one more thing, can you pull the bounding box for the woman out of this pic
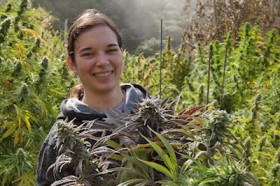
[36,9,149,185]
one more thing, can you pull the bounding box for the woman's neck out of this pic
[81,87,123,112]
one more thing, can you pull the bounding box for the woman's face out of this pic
[68,25,123,95]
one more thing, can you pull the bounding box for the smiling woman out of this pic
[35,9,150,186]
[67,26,124,111]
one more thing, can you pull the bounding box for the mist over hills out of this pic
[32,0,186,54]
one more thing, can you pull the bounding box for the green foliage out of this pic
[122,23,280,185]
[1,1,280,185]
[134,37,160,57]
[122,37,192,99]
[0,0,74,184]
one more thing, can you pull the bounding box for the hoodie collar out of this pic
[57,83,149,122]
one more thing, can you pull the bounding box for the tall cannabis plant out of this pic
[0,0,74,184]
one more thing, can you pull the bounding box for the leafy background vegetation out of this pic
[0,0,279,185]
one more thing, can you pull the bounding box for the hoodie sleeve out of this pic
[35,124,57,185]
[35,122,75,186]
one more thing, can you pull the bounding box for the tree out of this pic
[184,0,280,45]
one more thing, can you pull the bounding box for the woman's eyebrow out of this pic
[79,47,92,53]
[107,44,119,47]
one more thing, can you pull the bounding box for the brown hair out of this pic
[68,83,83,99]
[67,9,122,98]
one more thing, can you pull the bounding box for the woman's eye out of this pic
[107,48,118,53]
[81,53,94,57]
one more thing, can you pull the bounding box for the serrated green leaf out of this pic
[140,133,175,178]
[150,127,178,173]
[137,158,173,179]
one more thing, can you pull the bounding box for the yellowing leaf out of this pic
[1,126,16,140]
[23,115,32,131]
[1,121,15,128]
[14,130,21,146]
[21,28,40,38]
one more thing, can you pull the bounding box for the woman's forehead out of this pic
[75,26,119,49]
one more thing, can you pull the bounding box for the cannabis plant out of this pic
[0,0,73,184]
[51,96,257,186]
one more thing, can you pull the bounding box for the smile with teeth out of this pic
[93,71,113,77]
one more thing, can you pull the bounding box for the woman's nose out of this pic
[96,52,109,66]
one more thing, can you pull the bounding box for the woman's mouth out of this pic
[93,71,113,77]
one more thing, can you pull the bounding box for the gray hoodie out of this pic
[35,83,149,186]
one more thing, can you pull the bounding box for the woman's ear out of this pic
[66,56,78,74]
